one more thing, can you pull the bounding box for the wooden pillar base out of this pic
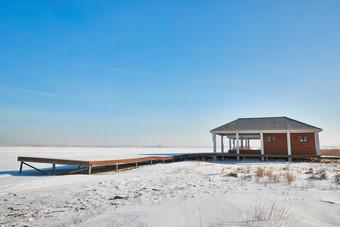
[288,157,292,162]
[237,156,240,161]
[261,157,264,161]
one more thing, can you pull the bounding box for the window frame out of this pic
[298,135,309,142]
[267,136,277,142]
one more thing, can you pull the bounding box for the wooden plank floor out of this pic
[17,153,324,175]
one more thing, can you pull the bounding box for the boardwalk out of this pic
[17,153,324,175]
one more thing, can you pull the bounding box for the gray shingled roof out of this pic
[210,117,322,133]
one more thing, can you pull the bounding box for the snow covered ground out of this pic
[0,147,340,226]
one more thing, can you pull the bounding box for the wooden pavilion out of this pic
[210,117,322,161]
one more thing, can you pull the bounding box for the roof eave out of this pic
[210,129,323,134]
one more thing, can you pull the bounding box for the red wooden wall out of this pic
[290,133,316,155]
[263,132,316,155]
[263,133,287,155]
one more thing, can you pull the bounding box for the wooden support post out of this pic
[162,160,165,164]
[136,162,138,167]
[213,156,216,161]
[287,132,291,156]
[241,135,243,150]
[212,133,216,153]
[116,164,119,172]
[315,132,320,156]
[237,155,240,161]
[51,163,55,175]
[88,166,92,175]
[248,139,250,150]
[19,161,23,174]
[236,133,240,155]
[260,133,264,156]
[287,132,292,162]
[150,160,153,165]
[222,156,225,161]
[221,135,224,153]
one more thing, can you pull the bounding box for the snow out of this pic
[1,147,340,226]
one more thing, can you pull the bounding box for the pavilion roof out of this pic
[210,117,322,133]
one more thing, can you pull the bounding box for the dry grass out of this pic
[228,172,238,178]
[285,172,295,185]
[245,166,251,174]
[334,174,340,184]
[265,169,275,182]
[317,169,328,180]
[283,164,290,171]
[321,149,340,156]
[309,169,329,180]
[265,170,280,183]
[320,171,328,180]
[257,167,265,178]
[239,198,299,226]
[255,177,260,183]
[221,168,226,175]
[236,167,243,173]
[306,167,313,174]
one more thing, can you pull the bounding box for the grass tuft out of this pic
[228,172,238,178]
[285,172,295,185]
[239,198,300,226]
[257,167,265,178]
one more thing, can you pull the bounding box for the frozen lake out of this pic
[1,147,339,226]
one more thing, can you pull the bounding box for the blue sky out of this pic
[0,0,339,146]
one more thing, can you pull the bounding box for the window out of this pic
[267,136,277,142]
[298,136,309,142]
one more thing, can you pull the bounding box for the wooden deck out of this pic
[17,153,324,175]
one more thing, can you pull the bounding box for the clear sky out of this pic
[0,0,339,147]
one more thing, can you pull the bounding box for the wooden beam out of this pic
[22,162,48,175]
[18,157,90,167]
